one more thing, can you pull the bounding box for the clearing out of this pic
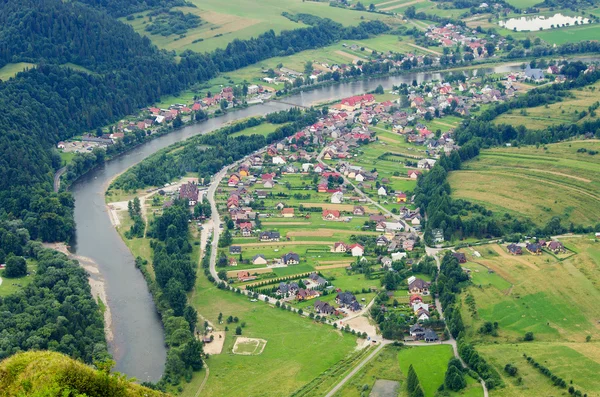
[232,337,267,355]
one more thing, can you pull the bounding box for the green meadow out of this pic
[0,62,35,80]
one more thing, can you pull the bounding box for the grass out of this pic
[122,0,396,53]
[478,342,600,397]
[448,140,600,226]
[0,260,36,297]
[59,151,77,167]
[397,345,454,397]
[494,81,600,129]
[0,62,35,80]
[186,273,358,397]
[460,240,600,344]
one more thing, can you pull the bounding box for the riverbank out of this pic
[42,242,114,343]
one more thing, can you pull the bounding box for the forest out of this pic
[0,221,108,363]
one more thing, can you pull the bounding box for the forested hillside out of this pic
[76,0,191,17]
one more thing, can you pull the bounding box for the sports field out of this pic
[448,141,600,226]
[494,80,600,129]
[122,0,396,53]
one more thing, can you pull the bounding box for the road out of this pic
[53,166,67,192]
[207,166,229,283]
[324,341,391,397]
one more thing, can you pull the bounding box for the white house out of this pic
[272,156,286,165]
[385,221,405,232]
[355,173,365,182]
[247,85,259,95]
[331,191,344,204]
[378,186,387,196]
[417,159,437,169]
[302,163,313,172]
[391,252,407,262]
[350,244,364,257]
[413,302,429,313]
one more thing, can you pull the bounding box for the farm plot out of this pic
[448,141,600,227]
[232,337,267,355]
[494,80,600,129]
[460,241,600,343]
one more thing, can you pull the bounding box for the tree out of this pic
[524,332,534,341]
[165,279,187,316]
[369,3,375,11]
[5,256,27,278]
[235,326,242,335]
[183,305,198,332]
[444,358,466,391]
[407,364,418,394]
[374,84,384,94]
[181,339,204,371]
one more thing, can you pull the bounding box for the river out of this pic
[69,63,522,382]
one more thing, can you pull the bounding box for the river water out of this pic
[69,63,522,381]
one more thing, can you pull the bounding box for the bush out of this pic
[524,332,534,341]
[235,326,242,335]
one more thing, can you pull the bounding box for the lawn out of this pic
[0,62,35,80]
[397,345,454,397]
[187,274,359,397]
[122,0,396,53]
[478,342,600,397]
[494,80,600,129]
[448,140,600,226]
[0,267,34,297]
[460,241,600,343]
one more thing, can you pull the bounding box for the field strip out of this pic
[404,42,442,55]
[262,221,311,226]
[434,121,458,128]
[334,50,367,62]
[458,170,600,201]
[226,267,273,277]
[316,263,352,270]
[382,0,425,11]
[492,166,592,183]
[236,241,331,247]
[300,203,380,213]
[376,0,409,7]
[287,229,378,237]
[377,135,402,144]
[489,244,540,271]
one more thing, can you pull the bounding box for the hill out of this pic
[0,351,167,397]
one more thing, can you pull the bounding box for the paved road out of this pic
[207,166,229,283]
[53,166,67,192]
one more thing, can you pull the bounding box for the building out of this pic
[333,242,348,253]
[423,329,439,342]
[314,300,335,315]
[229,246,242,254]
[547,240,565,253]
[432,229,444,243]
[323,209,341,221]
[259,231,280,242]
[507,243,522,255]
[282,252,300,265]
[252,254,268,265]
[349,244,364,257]
[452,252,467,263]
[408,276,431,294]
[281,208,295,218]
[331,191,344,204]
[179,182,199,206]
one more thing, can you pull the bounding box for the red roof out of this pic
[192,103,201,111]
[323,210,340,218]
[341,94,375,107]
[349,243,364,250]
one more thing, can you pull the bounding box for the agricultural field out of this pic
[458,239,600,344]
[121,0,396,53]
[448,140,600,227]
[186,274,359,397]
[494,80,600,129]
[456,238,600,396]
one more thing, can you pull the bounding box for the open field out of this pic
[122,0,396,53]
[0,260,35,297]
[448,141,600,226]
[187,274,358,397]
[459,239,600,344]
[232,337,267,355]
[397,345,454,397]
[494,80,600,129]
[479,342,600,397]
[0,62,35,80]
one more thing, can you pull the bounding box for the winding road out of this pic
[53,166,67,193]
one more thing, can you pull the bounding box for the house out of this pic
[336,291,361,311]
[263,180,275,189]
[403,240,415,251]
[432,229,444,243]
[323,209,341,221]
[349,244,364,257]
[307,272,328,288]
[229,246,242,254]
[314,300,335,315]
[229,258,238,266]
[252,254,268,265]
[410,324,425,339]
[547,240,565,253]
[255,190,267,199]
[396,192,407,203]
[525,66,544,81]
[526,243,542,255]
[391,252,407,262]
[416,308,430,321]
[408,276,431,294]
[417,158,437,169]
[278,282,299,296]
[507,243,522,255]
[259,231,280,242]
[423,328,439,342]
[380,256,393,267]
[353,206,365,216]
[333,242,348,253]
[282,252,300,265]
[355,173,365,182]
[272,156,286,165]
[377,186,387,196]
[297,288,319,301]
[179,182,199,206]
[409,294,423,304]
[376,235,389,246]
[453,252,467,263]
[281,208,295,218]
[239,222,253,237]
[247,84,259,95]
[408,170,422,179]
[413,302,429,314]
[238,271,256,282]
[331,191,344,204]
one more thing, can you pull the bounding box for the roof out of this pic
[409,278,431,290]
[424,329,438,340]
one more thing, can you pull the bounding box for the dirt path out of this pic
[404,42,442,55]
[315,263,352,270]
[381,0,425,11]
[489,244,539,271]
[334,50,367,62]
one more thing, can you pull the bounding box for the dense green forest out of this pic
[77,0,192,17]
[0,221,108,363]
[145,10,202,37]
